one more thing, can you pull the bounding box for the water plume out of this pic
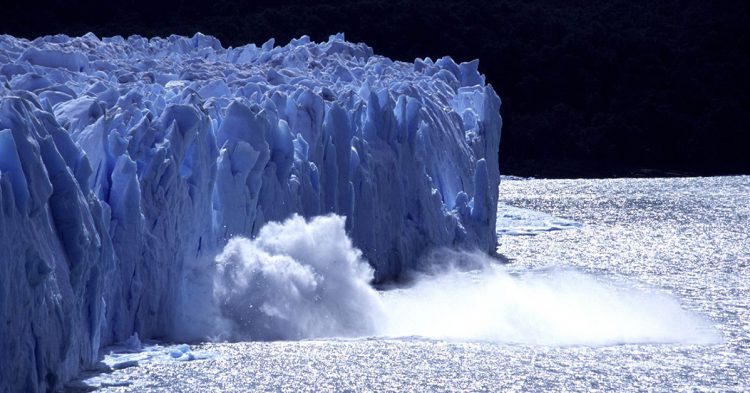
[212,214,384,340]
[205,215,719,346]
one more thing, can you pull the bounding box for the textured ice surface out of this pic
[0,32,500,392]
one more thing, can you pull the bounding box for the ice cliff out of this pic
[0,32,500,392]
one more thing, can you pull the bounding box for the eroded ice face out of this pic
[0,32,500,392]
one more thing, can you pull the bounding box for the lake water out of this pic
[79,176,750,392]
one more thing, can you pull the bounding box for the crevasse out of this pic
[0,32,501,392]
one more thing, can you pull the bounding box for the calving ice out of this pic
[0,33,500,392]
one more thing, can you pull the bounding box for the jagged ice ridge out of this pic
[0,32,501,392]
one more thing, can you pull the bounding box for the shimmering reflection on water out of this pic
[95,176,750,392]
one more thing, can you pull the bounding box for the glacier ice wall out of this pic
[0,32,500,392]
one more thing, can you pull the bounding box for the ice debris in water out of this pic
[67,340,214,391]
[496,204,582,236]
[0,32,500,392]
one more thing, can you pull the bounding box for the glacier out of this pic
[0,32,500,392]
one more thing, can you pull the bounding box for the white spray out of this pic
[203,214,718,345]
[380,250,719,345]
[211,214,384,340]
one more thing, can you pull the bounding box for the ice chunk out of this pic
[19,47,88,72]
[496,204,583,236]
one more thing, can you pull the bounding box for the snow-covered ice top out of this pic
[0,32,500,392]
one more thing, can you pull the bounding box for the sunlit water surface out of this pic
[81,176,749,392]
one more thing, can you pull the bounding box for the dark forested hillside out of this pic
[5,0,749,177]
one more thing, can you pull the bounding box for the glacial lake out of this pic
[76,176,750,392]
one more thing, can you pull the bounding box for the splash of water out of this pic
[204,214,719,346]
[380,251,720,345]
[211,214,384,340]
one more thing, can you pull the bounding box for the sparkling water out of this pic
[81,176,750,392]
